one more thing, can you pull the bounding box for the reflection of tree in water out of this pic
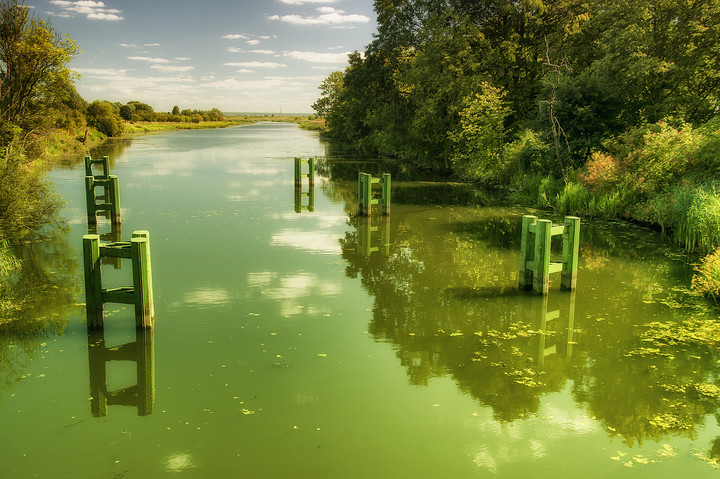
[331,172,720,448]
[0,235,81,401]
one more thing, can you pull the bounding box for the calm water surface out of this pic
[2,123,720,477]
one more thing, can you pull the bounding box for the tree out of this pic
[119,103,135,121]
[172,105,180,116]
[312,71,344,118]
[86,100,123,137]
[449,83,510,182]
[0,0,78,144]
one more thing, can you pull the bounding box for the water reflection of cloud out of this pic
[164,452,195,472]
[184,287,230,306]
[131,158,197,177]
[465,392,600,474]
[273,212,348,229]
[270,229,341,255]
[226,165,285,176]
[246,271,340,317]
[229,180,280,189]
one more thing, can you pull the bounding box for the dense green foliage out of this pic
[317,0,720,178]
[315,0,720,300]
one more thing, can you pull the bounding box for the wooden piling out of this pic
[294,157,315,187]
[83,234,103,328]
[82,230,154,329]
[294,158,315,213]
[518,215,537,289]
[131,231,154,328]
[85,175,121,226]
[561,216,580,290]
[358,172,391,216]
[533,219,553,295]
[382,173,391,215]
[519,215,580,295]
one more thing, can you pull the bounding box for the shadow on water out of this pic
[331,167,720,452]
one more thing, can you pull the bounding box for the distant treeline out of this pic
[85,100,226,137]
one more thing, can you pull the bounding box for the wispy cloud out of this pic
[222,34,249,40]
[49,0,123,21]
[74,67,127,76]
[151,65,196,72]
[224,61,286,69]
[128,56,172,64]
[279,0,339,4]
[226,48,276,55]
[284,50,350,63]
[268,7,369,26]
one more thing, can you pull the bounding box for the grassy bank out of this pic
[504,119,720,303]
[123,115,324,135]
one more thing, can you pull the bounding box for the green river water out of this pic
[2,122,720,477]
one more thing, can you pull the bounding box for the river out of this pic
[1,122,719,477]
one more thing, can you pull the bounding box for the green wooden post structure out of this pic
[358,172,391,216]
[293,158,315,213]
[83,230,154,329]
[88,223,123,269]
[88,327,155,417]
[519,215,580,295]
[85,155,120,226]
[294,157,315,187]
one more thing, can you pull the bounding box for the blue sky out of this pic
[29,0,377,113]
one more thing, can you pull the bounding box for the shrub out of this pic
[692,248,720,303]
[579,152,623,194]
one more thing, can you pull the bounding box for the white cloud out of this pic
[120,43,136,48]
[175,57,191,61]
[74,67,127,76]
[284,50,350,63]
[128,56,172,63]
[227,48,276,55]
[49,0,123,21]
[246,39,261,46]
[151,65,196,72]
[279,0,338,4]
[236,69,254,73]
[224,61,286,69]
[268,9,369,26]
[222,33,249,40]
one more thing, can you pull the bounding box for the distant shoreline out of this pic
[122,115,324,135]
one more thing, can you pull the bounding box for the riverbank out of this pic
[122,115,324,135]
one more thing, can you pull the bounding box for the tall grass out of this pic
[0,147,62,241]
[692,248,720,303]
